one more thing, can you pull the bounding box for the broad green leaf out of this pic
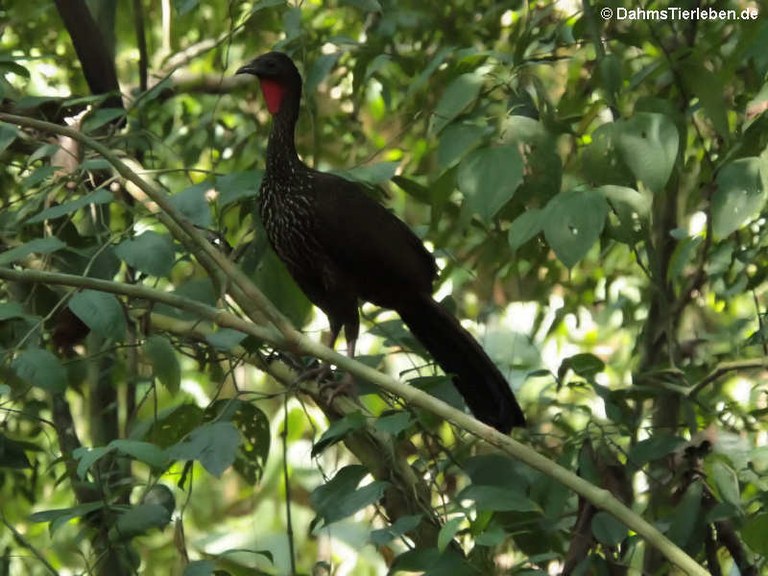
[437,122,488,170]
[334,161,399,185]
[26,189,113,223]
[438,517,463,552]
[559,353,605,381]
[616,112,679,193]
[508,208,544,251]
[0,302,28,321]
[0,433,32,469]
[168,421,240,477]
[312,412,368,457]
[183,561,216,576]
[207,399,270,485]
[109,439,168,470]
[69,290,126,341]
[668,481,703,548]
[709,458,740,508]
[370,515,423,546]
[143,335,181,394]
[310,465,389,525]
[73,446,111,479]
[429,73,484,135]
[0,123,20,154]
[742,513,768,555]
[458,485,539,512]
[458,146,524,222]
[29,502,104,536]
[682,63,729,138]
[711,157,765,238]
[374,411,413,435]
[591,511,627,547]
[216,170,262,206]
[113,504,172,540]
[11,349,66,393]
[628,435,685,467]
[82,108,125,132]
[169,183,212,227]
[0,237,66,266]
[115,231,175,277]
[543,189,608,268]
[205,329,247,350]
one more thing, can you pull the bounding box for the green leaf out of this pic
[709,458,740,508]
[312,412,368,457]
[168,421,240,477]
[591,511,627,546]
[334,161,400,185]
[169,183,212,227]
[559,353,605,381]
[82,108,126,132]
[183,560,216,576]
[109,439,168,470]
[207,399,271,485]
[0,123,20,154]
[115,231,175,277]
[143,335,181,394]
[682,63,729,138]
[543,189,608,268]
[310,465,389,525]
[457,146,524,222]
[0,302,29,321]
[113,503,172,540]
[205,329,248,350]
[26,189,113,223]
[508,208,544,251]
[73,446,111,479]
[628,435,685,467]
[0,237,66,266]
[216,170,262,206]
[429,73,484,135]
[616,112,679,193]
[711,157,765,238]
[458,485,539,512]
[437,122,488,171]
[69,290,126,341]
[374,411,413,435]
[11,349,66,393]
[742,513,768,555]
[370,515,423,546]
[668,481,703,548]
[29,502,104,535]
[438,517,463,552]
[0,433,32,469]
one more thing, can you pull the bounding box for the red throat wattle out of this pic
[259,79,285,114]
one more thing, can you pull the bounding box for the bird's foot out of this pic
[319,372,358,404]
[296,360,335,385]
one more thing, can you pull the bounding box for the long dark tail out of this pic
[397,295,525,433]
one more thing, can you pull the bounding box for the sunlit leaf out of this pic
[616,112,679,193]
[0,237,66,266]
[711,157,765,238]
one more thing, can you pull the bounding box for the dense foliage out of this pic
[2,0,768,574]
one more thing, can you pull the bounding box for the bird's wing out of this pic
[310,171,437,301]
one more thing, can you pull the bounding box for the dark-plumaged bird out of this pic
[236,51,525,432]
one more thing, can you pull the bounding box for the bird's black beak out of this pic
[235,62,259,77]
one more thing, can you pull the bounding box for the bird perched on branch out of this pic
[236,51,525,432]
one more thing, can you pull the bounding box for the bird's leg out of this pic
[295,323,341,384]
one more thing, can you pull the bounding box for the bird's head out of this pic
[236,51,301,115]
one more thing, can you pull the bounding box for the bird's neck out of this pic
[266,94,302,174]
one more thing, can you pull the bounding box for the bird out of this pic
[236,51,525,432]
